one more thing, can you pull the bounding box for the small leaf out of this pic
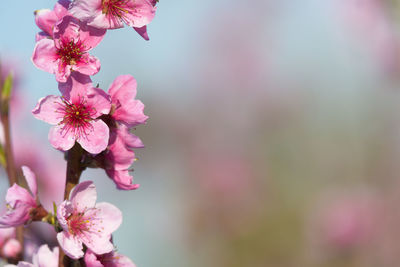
[0,144,6,168]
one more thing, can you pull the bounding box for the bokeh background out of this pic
[3,0,400,266]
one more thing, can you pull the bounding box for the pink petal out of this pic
[109,75,137,99]
[48,125,76,151]
[90,12,124,29]
[58,72,92,101]
[32,245,59,267]
[56,200,74,231]
[35,32,50,42]
[6,184,35,208]
[106,169,140,190]
[82,233,114,256]
[0,203,32,227]
[56,232,84,260]
[2,238,22,259]
[121,0,156,28]
[54,15,106,49]
[94,202,122,234]
[74,54,101,78]
[16,263,34,267]
[84,250,103,267]
[119,125,145,149]
[69,181,97,211]
[109,75,148,126]
[77,119,109,154]
[31,39,58,74]
[114,99,148,126]
[134,26,150,41]
[69,0,107,27]
[106,129,136,171]
[54,0,71,18]
[55,60,72,83]
[0,228,15,246]
[86,88,111,118]
[34,9,58,37]
[21,166,37,198]
[32,95,63,125]
[113,253,137,267]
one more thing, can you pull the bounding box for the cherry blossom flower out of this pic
[104,126,142,190]
[2,238,22,259]
[69,0,156,40]
[99,75,147,189]
[5,244,59,267]
[32,15,106,82]
[34,0,71,41]
[133,0,158,40]
[32,73,111,154]
[0,166,38,228]
[0,228,15,248]
[108,75,148,127]
[0,228,21,259]
[84,249,136,267]
[56,181,122,259]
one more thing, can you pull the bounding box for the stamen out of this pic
[57,96,96,139]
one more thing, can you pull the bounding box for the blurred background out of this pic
[4,0,400,266]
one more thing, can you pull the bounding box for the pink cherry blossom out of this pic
[2,238,22,259]
[34,0,71,41]
[69,0,156,40]
[108,75,148,127]
[0,228,21,259]
[98,75,147,190]
[104,126,143,190]
[0,228,15,248]
[32,245,59,267]
[5,244,59,267]
[0,166,38,228]
[32,74,111,154]
[84,249,136,267]
[56,181,122,259]
[133,0,158,40]
[32,15,106,82]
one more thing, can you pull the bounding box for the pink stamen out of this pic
[56,97,96,139]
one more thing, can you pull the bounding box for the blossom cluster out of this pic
[0,0,158,265]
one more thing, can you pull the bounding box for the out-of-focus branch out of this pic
[0,72,24,261]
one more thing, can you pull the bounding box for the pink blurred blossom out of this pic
[0,166,38,228]
[308,190,380,252]
[5,244,58,267]
[335,0,400,74]
[2,238,22,259]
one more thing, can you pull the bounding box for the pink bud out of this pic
[2,238,21,258]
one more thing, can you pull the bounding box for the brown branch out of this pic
[1,102,24,262]
[59,143,86,267]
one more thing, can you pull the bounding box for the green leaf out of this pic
[2,73,13,101]
[0,145,6,168]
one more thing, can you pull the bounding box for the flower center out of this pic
[67,212,90,235]
[57,38,85,66]
[102,0,130,18]
[57,97,96,138]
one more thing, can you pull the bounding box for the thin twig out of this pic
[1,104,24,261]
[59,143,86,267]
